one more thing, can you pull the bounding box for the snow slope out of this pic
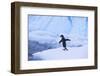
[32,45,88,60]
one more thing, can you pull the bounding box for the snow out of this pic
[28,15,88,60]
[32,45,88,60]
[29,30,87,48]
[29,31,56,44]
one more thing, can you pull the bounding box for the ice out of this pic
[32,45,88,60]
[29,30,57,44]
[29,30,87,48]
[29,16,88,45]
[28,16,88,60]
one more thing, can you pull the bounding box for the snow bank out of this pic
[32,45,88,60]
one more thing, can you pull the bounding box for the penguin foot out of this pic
[63,48,68,51]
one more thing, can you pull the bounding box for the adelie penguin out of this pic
[59,35,71,51]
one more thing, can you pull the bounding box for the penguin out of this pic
[59,35,71,51]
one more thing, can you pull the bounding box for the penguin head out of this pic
[60,34,64,38]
